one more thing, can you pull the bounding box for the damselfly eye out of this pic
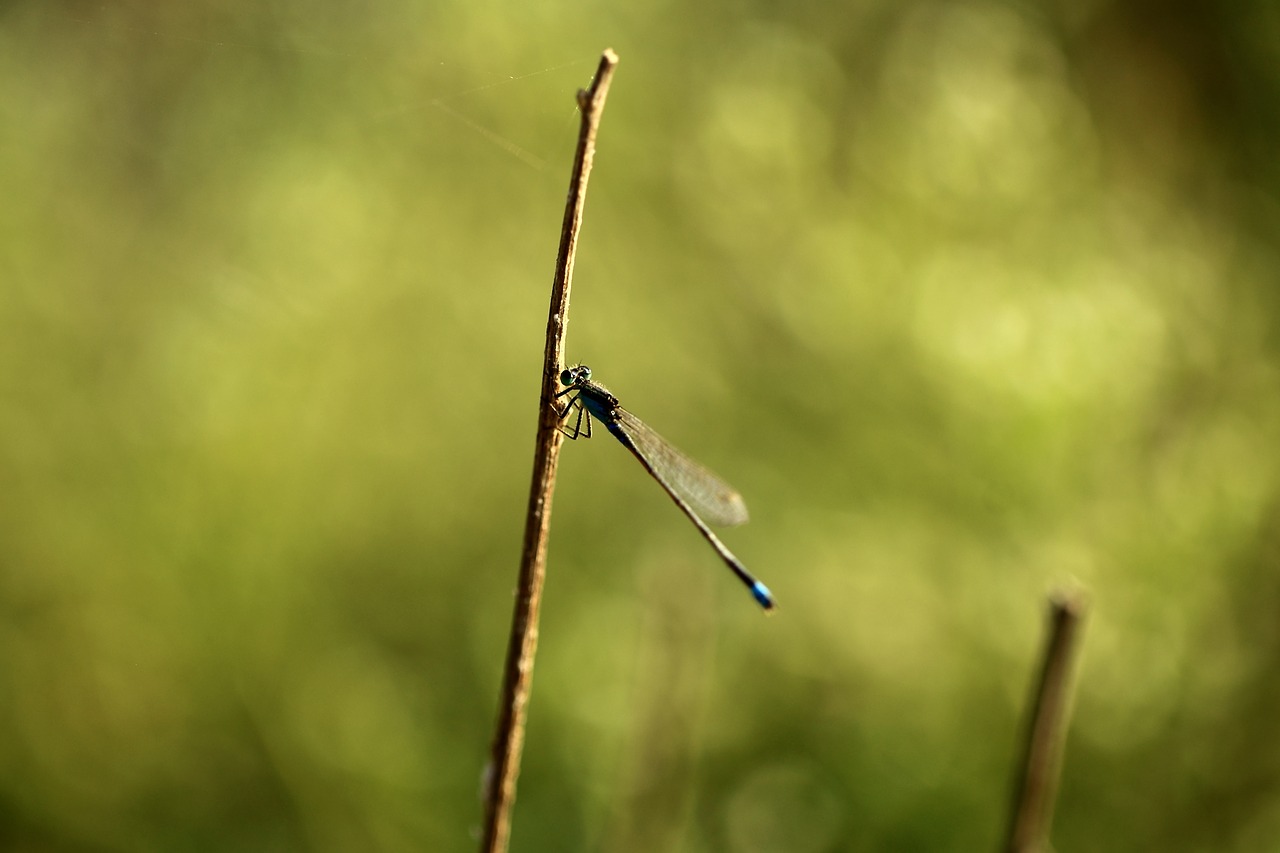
[561,365,591,386]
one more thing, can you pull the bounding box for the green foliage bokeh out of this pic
[3,2,1279,851]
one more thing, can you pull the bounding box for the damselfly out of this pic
[555,364,774,610]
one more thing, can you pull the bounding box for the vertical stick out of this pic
[479,49,619,853]
[1004,591,1088,853]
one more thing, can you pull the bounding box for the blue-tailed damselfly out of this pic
[556,364,774,611]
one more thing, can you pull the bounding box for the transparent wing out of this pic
[613,407,749,527]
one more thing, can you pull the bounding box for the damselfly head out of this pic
[560,365,592,386]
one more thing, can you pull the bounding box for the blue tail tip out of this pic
[751,582,776,611]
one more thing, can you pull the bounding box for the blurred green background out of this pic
[3,1,1280,851]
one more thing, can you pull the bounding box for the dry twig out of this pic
[479,49,619,853]
[1004,590,1088,853]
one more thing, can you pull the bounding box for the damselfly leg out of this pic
[554,387,592,440]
